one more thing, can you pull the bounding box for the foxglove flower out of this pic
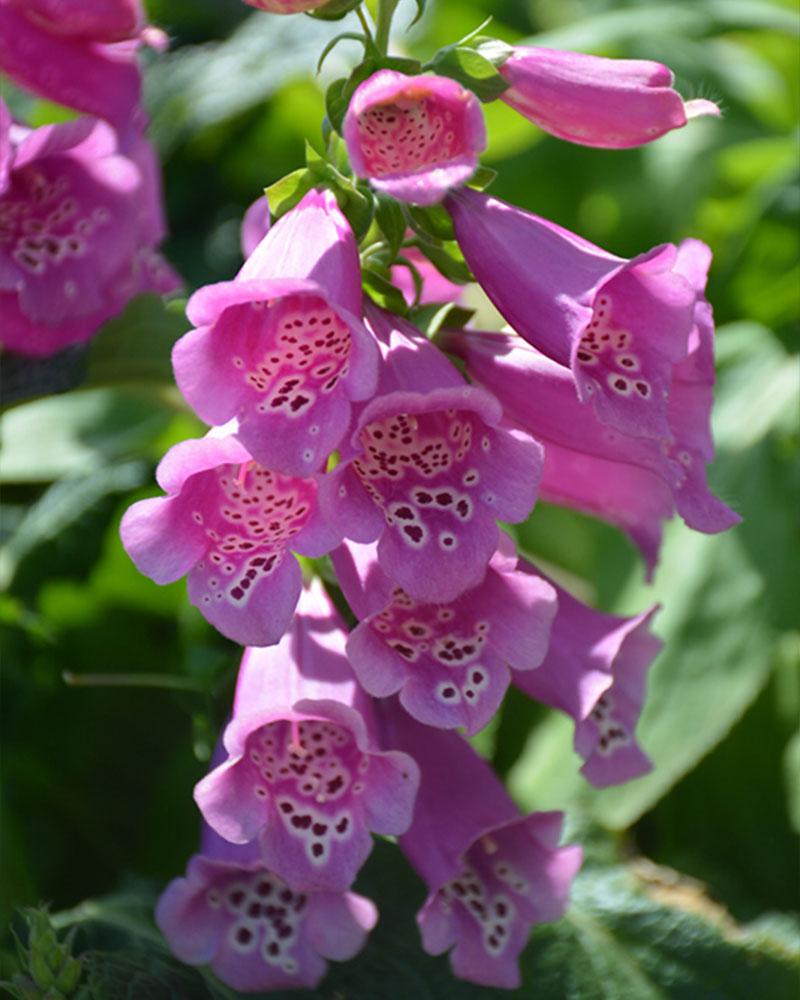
[320,306,543,603]
[448,187,700,442]
[513,558,661,787]
[120,434,340,647]
[172,189,378,477]
[495,45,719,148]
[0,111,178,357]
[157,824,377,992]
[343,71,486,205]
[244,0,331,11]
[443,310,739,575]
[332,538,556,735]
[195,581,420,892]
[0,3,143,130]
[386,706,581,988]
[6,0,146,43]
[240,194,270,259]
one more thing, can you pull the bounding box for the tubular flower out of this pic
[120,434,341,647]
[244,0,332,11]
[240,194,270,259]
[513,557,661,787]
[0,110,178,357]
[448,187,701,442]
[6,0,146,43]
[194,581,420,892]
[0,2,145,130]
[496,45,719,148]
[385,706,581,989]
[156,825,377,993]
[343,70,486,206]
[320,306,543,604]
[332,538,556,735]
[172,189,378,477]
[442,286,740,576]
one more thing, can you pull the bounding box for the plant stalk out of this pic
[374,0,399,55]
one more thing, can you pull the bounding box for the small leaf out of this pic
[316,31,368,73]
[362,268,409,315]
[468,164,498,190]
[407,0,426,29]
[331,182,375,241]
[414,240,473,284]
[406,203,455,242]
[430,45,510,102]
[264,168,314,220]
[375,196,406,258]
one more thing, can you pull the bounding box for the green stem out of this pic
[374,0,399,55]
[355,5,374,46]
[63,670,206,692]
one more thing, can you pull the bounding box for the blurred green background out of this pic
[1,1,798,997]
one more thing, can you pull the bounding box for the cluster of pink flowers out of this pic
[0,0,177,357]
[116,2,739,992]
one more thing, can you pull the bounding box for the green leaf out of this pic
[374,196,407,259]
[413,240,473,283]
[362,268,409,314]
[406,203,455,242]
[308,0,363,21]
[264,168,315,221]
[331,182,375,241]
[407,0,426,29]
[468,164,498,190]
[429,46,510,102]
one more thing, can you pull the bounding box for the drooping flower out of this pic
[194,581,420,892]
[320,305,543,603]
[0,3,144,130]
[332,538,556,735]
[512,557,661,787]
[120,434,341,647]
[448,187,700,442]
[0,110,178,357]
[385,705,581,989]
[172,189,378,477]
[243,0,332,12]
[343,71,486,206]
[156,823,377,992]
[494,44,719,148]
[240,194,270,259]
[442,304,740,576]
[6,0,145,43]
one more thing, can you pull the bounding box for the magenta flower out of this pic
[6,0,146,43]
[120,434,340,647]
[194,582,420,892]
[386,706,581,989]
[156,825,377,992]
[343,71,486,205]
[332,538,556,735]
[0,4,143,130]
[320,306,543,603]
[513,558,661,787]
[497,45,719,148]
[243,0,332,11]
[448,187,702,442]
[240,194,270,259]
[172,189,378,477]
[443,297,740,575]
[0,111,178,357]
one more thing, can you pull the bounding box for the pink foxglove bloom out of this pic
[386,706,581,989]
[173,189,378,477]
[0,111,178,357]
[194,582,420,892]
[513,558,661,787]
[448,187,702,442]
[156,824,377,992]
[343,71,486,206]
[120,434,340,647]
[332,538,556,735]
[240,194,270,259]
[0,3,143,130]
[496,45,719,148]
[320,306,543,603]
[443,317,739,575]
[244,0,331,11]
[6,0,146,43]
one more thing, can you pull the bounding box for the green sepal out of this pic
[264,168,315,220]
[406,203,455,242]
[468,164,497,190]
[307,0,363,20]
[362,267,409,315]
[429,45,510,102]
[475,37,515,68]
[375,196,406,259]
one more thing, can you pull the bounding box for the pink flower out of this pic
[7,0,145,43]
[513,558,661,787]
[156,825,377,992]
[385,705,581,989]
[0,2,144,130]
[120,434,341,647]
[0,109,178,357]
[320,306,543,603]
[194,582,420,891]
[240,194,270,260]
[497,45,719,148]
[448,187,704,443]
[243,0,332,11]
[442,252,741,576]
[343,70,486,205]
[172,189,378,477]
[332,538,556,735]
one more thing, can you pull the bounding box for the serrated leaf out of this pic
[264,169,315,221]
[430,46,510,102]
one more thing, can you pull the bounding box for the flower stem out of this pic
[374,0,399,55]
[63,670,206,692]
[355,5,374,46]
